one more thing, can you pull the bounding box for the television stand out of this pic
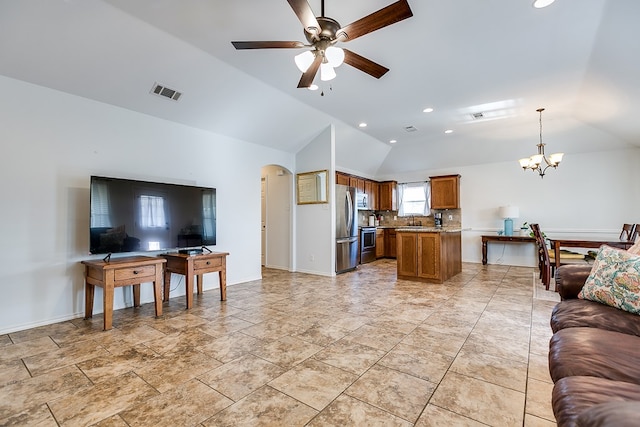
[159,251,229,309]
[179,248,203,255]
[82,256,166,330]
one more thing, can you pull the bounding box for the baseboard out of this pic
[0,312,85,335]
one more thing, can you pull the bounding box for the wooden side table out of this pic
[481,234,536,265]
[82,256,166,330]
[159,251,229,309]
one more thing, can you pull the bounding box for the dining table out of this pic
[547,237,635,270]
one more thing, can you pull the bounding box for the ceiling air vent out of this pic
[150,83,182,101]
[471,112,484,120]
[404,125,418,132]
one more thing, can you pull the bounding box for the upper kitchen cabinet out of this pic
[336,171,350,186]
[365,180,378,211]
[430,175,460,209]
[379,181,397,211]
[349,176,365,194]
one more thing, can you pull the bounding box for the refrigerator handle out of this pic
[346,190,353,232]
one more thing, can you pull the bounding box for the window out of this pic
[139,195,166,228]
[202,190,216,241]
[90,181,112,227]
[398,181,431,216]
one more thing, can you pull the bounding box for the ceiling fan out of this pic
[231,0,413,88]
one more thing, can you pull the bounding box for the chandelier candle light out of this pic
[499,206,519,237]
[519,108,564,178]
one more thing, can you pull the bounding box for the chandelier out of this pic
[518,108,564,178]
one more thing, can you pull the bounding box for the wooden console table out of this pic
[547,238,634,270]
[82,256,165,330]
[159,251,229,309]
[481,235,536,265]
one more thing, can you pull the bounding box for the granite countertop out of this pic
[394,226,463,233]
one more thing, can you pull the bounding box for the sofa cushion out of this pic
[576,401,640,427]
[552,376,640,427]
[549,327,640,385]
[578,245,640,315]
[551,299,640,336]
[555,264,593,300]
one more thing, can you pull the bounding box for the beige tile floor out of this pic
[0,260,559,426]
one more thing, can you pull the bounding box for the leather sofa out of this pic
[549,264,640,426]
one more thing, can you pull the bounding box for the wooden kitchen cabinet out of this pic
[336,171,350,186]
[430,175,460,209]
[396,232,417,276]
[385,229,397,258]
[365,180,378,211]
[349,176,365,194]
[379,181,397,211]
[371,181,379,211]
[396,231,461,283]
[376,228,385,258]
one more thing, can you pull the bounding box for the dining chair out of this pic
[530,224,552,290]
[530,223,588,291]
[620,224,635,242]
[629,224,639,243]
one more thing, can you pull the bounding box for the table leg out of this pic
[163,270,171,302]
[185,272,194,309]
[196,274,203,294]
[84,280,95,319]
[219,270,227,301]
[554,241,561,270]
[482,240,488,265]
[154,266,163,317]
[133,284,140,307]
[103,282,114,331]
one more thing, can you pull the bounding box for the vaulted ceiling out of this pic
[1,0,638,178]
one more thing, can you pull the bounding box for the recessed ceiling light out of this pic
[533,0,555,8]
[423,107,434,113]
[389,139,397,144]
[359,122,367,128]
[444,129,453,134]
[308,84,318,91]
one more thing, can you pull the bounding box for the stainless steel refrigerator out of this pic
[336,184,358,274]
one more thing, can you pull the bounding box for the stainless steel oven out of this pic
[360,226,377,264]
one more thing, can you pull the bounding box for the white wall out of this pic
[295,126,334,275]
[0,75,294,334]
[389,147,640,266]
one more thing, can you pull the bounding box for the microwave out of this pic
[356,192,368,210]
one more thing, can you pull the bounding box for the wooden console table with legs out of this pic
[481,234,536,265]
[82,256,166,330]
[159,251,229,309]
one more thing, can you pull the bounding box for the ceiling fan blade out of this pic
[231,41,305,49]
[337,0,413,41]
[343,49,389,79]
[287,0,321,39]
[297,55,322,88]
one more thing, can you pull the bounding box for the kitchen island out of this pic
[396,227,462,283]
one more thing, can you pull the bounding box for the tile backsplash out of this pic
[358,209,462,228]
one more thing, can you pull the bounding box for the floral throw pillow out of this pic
[579,245,640,314]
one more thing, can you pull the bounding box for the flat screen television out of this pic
[89,176,216,255]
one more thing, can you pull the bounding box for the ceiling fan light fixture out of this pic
[308,84,319,91]
[533,0,556,8]
[294,50,315,73]
[325,46,345,67]
[320,63,336,81]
